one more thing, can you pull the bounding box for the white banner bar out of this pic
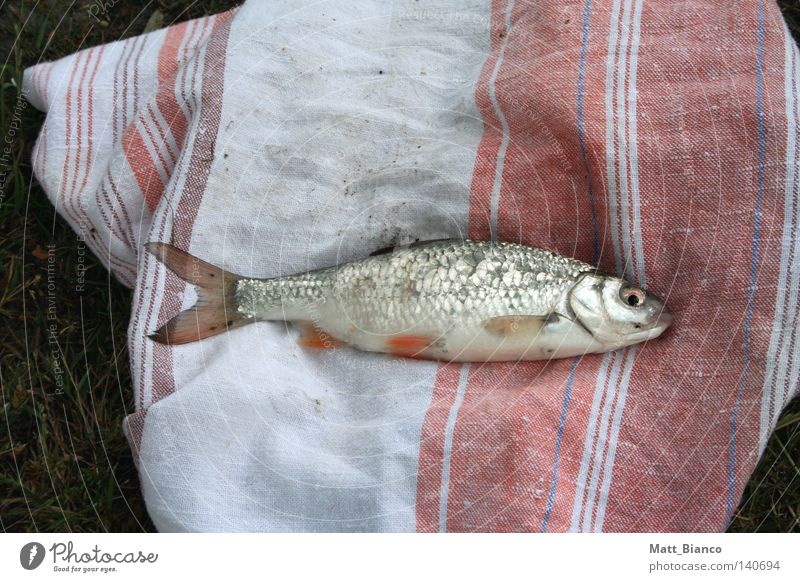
[1,533,796,581]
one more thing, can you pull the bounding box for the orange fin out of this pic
[385,335,436,358]
[144,242,253,345]
[483,315,549,337]
[298,323,345,349]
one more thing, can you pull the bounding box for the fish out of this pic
[143,239,671,362]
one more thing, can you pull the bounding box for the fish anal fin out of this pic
[484,315,552,337]
[298,323,346,349]
[385,334,437,358]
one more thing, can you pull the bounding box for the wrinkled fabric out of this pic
[23,0,800,531]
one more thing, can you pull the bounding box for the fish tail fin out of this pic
[144,242,253,345]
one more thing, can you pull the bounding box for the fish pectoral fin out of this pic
[297,323,346,349]
[483,314,557,337]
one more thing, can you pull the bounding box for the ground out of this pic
[0,0,798,532]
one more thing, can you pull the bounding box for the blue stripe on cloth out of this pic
[541,357,580,532]
[727,0,767,522]
[577,0,599,263]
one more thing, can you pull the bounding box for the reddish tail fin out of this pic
[144,242,252,345]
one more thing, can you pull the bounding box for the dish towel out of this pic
[23,0,800,532]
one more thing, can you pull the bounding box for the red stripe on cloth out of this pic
[170,14,229,247]
[158,21,190,84]
[139,108,173,179]
[100,39,139,250]
[441,358,602,531]
[81,42,140,253]
[536,357,607,530]
[58,46,137,280]
[67,48,95,206]
[152,13,232,406]
[127,11,236,458]
[121,20,196,213]
[130,18,212,412]
[39,64,55,184]
[31,64,45,182]
[78,45,139,280]
[415,364,466,532]
[58,48,85,228]
[598,0,788,532]
[43,61,54,103]
[145,16,216,408]
[105,174,137,247]
[97,186,132,246]
[496,11,599,260]
[129,18,206,414]
[121,127,166,213]
[105,25,193,249]
[419,0,606,531]
[131,10,235,458]
[98,38,141,251]
[79,45,143,279]
[443,361,554,531]
[75,45,105,197]
[152,21,194,165]
[415,0,512,531]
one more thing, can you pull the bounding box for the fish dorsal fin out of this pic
[483,313,561,337]
[369,238,461,257]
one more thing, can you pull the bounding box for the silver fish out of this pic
[145,239,671,361]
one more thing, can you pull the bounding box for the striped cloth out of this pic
[23,0,799,532]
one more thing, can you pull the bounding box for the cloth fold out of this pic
[24,0,800,531]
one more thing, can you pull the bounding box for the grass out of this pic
[0,0,798,533]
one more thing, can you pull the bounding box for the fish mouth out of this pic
[637,311,673,341]
[655,311,673,330]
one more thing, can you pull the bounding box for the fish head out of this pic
[568,273,672,350]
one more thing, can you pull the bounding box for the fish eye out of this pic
[620,287,645,307]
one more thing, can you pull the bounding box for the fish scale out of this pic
[235,240,594,338]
